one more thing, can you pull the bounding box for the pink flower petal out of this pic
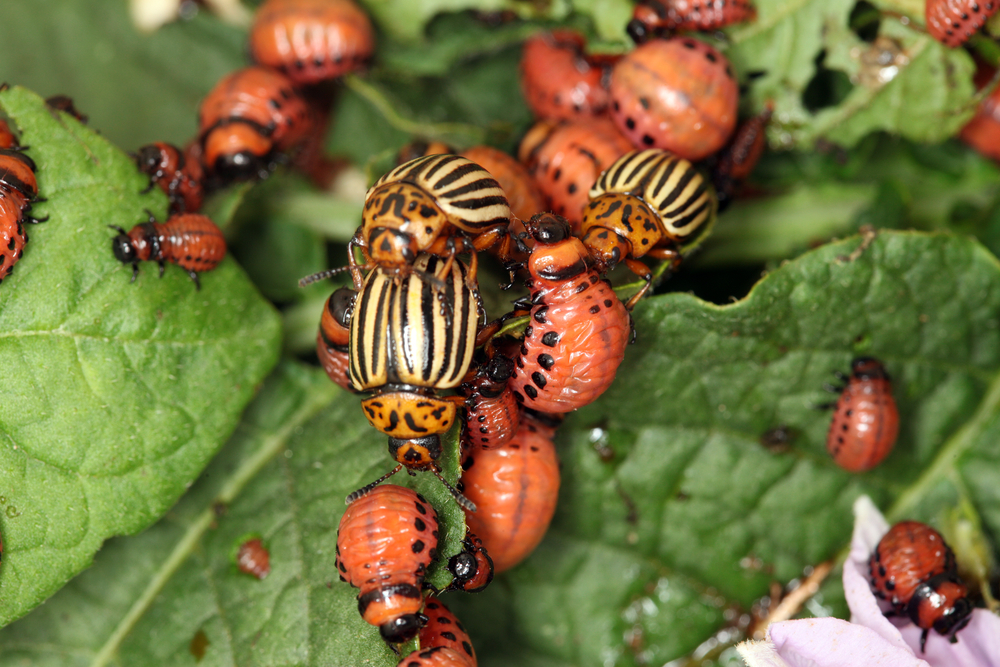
[767,618,930,667]
[898,610,1000,667]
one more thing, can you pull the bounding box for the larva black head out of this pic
[527,213,572,245]
[109,226,136,265]
[213,150,269,183]
[626,18,650,44]
[135,144,166,174]
[448,551,477,583]
[851,357,889,382]
[379,613,423,644]
[330,287,357,329]
[486,354,515,384]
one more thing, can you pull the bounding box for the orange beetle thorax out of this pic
[363,182,447,267]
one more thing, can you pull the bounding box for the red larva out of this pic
[627,0,756,43]
[249,0,374,85]
[198,66,314,182]
[134,142,205,214]
[518,117,633,231]
[109,212,227,290]
[396,646,473,667]
[316,286,358,392]
[336,484,440,643]
[825,357,899,473]
[446,532,494,593]
[712,101,773,209]
[868,521,972,652]
[461,411,561,573]
[960,73,1000,161]
[609,37,739,161]
[926,0,999,48]
[236,538,271,579]
[0,148,46,284]
[509,214,632,414]
[520,29,614,122]
[419,598,477,665]
[461,353,521,450]
[0,120,16,150]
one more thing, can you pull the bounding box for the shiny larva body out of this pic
[135,142,204,214]
[868,521,972,651]
[110,213,226,289]
[447,532,494,593]
[826,357,899,472]
[461,354,521,450]
[581,149,717,304]
[249,0,374,85]
[317,286,358,392]
[509,216,631,414]
[960,74,1000,161]
[610,37,738,161]
[419,598,477,665]
[926,0,999,47]
[397,647,473,667]
[357,154,513,284]
[520,29,613,122]
[518,118,633,231]
[461,411,561,573]
[198,66,314,181]
[0,148,45,283]
[336,484,440,643]
[712,102,773,210]
[236,538,271,579]
[627,0,756,43]
[0,120,15,149]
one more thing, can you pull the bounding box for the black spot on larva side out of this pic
[538,353,555,369]
[415,517,426,531]
[524,385,538,399]
[532,372,547,388]
[415,501,427,514]
[626,117,636,130]
[642,135,655,146]
[412,540,425,553]
[542,331,559,346]
[604,299,613,307]
[589,304,600,314]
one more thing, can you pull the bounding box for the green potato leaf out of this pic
[0,86,282,626]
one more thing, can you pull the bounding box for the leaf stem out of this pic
[887,368,1000,521]
[88,384,339,667]
[342,74,486,144]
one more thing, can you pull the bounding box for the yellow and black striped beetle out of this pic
[349,154,517,290]
[346,253,482,509]
[580,149,718,308]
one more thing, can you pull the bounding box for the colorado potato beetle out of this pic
[926,0,999,47]
[249,0,374,85]
[446,532,494,593]
[352,154,514,290]
[609,37,738,160]
[134,141,205,214]
[316,286,358,392]
[461,410,561,573]
[823,357,899,473]
[627,0,757,43]
[198,66,314,182]
[336,484,440,644]
[520,29,614,121]
[518,117,633,231]
[346,254,480,508]
[109,211,226,290]
[236,537,271,579]
[869,520,972,652]
[507,214,632,414]
[0,148,46,283]
[419,598,477,665]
